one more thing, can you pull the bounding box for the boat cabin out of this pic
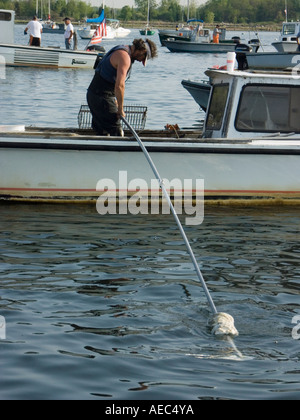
[0,9,14,44]
[279,21,300,43]
[272,21,300,52]
[203,69,300,139]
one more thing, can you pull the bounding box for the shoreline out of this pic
[15,20,281,32]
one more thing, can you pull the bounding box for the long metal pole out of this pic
[121,117,218,315]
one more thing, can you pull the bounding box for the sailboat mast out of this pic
[147,0,150,26]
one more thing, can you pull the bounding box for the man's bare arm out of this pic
[112,50,131,117]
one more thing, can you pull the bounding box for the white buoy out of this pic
[208,312,239,337]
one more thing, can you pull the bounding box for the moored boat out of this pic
[42,21,65,34]
[272,21,300,53]
[163,26,240,54]
[158,19,205,46]
[181,79,211,112]
[164,38,238,54]
[0,9,102,69]
[139,0,155,36]
[246,51,300,71]
[140,26,156,36]
[0,68,300,205]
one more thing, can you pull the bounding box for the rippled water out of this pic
[0,205,299,400]
[1,27,300,400]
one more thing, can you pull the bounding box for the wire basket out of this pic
[78,104,148,132]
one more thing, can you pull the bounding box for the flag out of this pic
[90,19,107,45]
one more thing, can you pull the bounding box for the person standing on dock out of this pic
[87,38,157,137]
[24,16,43,47]
[63,17,74,50]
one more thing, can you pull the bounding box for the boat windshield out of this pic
[206,84,229,131]
[282,23,296,35]
[235,84,300,133]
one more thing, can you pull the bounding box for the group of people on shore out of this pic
[24,16,74,49]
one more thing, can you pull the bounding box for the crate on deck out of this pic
[78,104,148,133]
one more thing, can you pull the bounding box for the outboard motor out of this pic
[248,38,261,53]
[73,31,78,51]
[231,36,241,44]
[86,45,106,53]
[85,45,106,69]
[235,43,253,70]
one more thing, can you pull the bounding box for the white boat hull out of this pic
[114,27,131,38]
[272,41,299,53]
[0,133,299,204]
[0,43,99,69]
[78,26,117,40]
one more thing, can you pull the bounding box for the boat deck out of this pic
[0,126,204,142]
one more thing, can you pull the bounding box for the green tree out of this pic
[119,6,133,21]
[205,10,215,23]
[157,0,181,22]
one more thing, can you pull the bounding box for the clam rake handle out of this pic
[121,116,218,315]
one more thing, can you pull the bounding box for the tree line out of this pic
[0,0,299,24]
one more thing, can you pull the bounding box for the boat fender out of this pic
[207,312,239,337]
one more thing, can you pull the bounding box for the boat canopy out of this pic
[87,9,104,24]
[187,19,204,24]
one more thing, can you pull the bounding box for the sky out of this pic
[89,0,208,10]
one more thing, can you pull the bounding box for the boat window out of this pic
[282,24,296,35]
[0,12,12,21]
[235,85,300,133]
[206,84,229,131]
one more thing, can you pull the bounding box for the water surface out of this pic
[0,28,299,400]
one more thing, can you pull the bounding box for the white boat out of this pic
[78,23,116,40]
[78,19,130,40]
[0,10,102,69]
[272,21,300,52]
[0,68,300,205]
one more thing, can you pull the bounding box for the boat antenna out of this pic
[285,0,288,22]
[121,116,239,338]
